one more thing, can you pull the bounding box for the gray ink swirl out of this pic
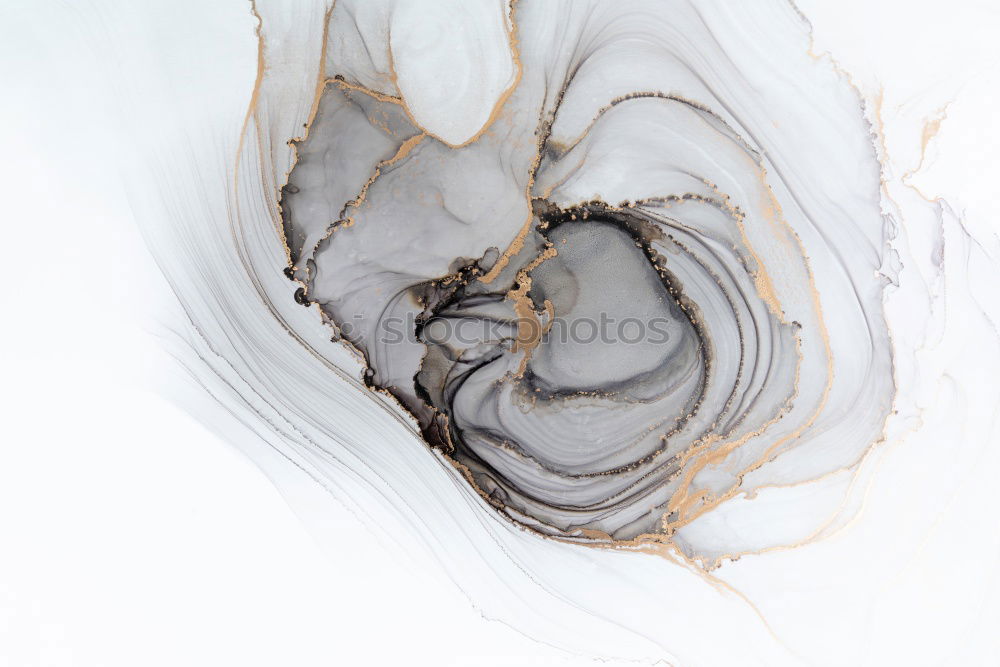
[278,0,894,563]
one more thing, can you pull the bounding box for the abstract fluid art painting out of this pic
[4,0,999,665]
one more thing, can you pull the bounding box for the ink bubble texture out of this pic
[110,0,1000,664]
